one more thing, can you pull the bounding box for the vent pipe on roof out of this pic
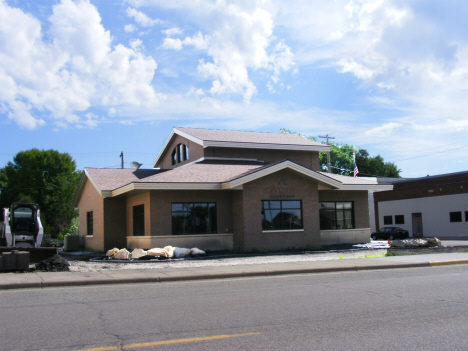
[131,161,142,170]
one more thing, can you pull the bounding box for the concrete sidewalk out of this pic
[1,252,468,290]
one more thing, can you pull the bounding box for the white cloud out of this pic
[364,122,401,137]
[141,0,296,101]
[162,27,183,36]
[124,24,136,33]
[126,7,160,27]
[0,0,159,129]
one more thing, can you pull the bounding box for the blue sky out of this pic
[1,0,467,177]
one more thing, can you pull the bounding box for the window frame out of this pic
[86,211,93,237]
[394,215,405,225]
[171,202,217,235]
[319,201,355,230]
[133,204,145,236]
[450,211,462,223]
[383,215,393,225]
[261,200,303,231]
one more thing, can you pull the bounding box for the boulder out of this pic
[190,247,206,256]
[114,248,130,260]
[131,248,147,259]
[106,248,119,258]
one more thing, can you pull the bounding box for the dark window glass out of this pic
[172,202,217,235]
[133,205,145,236]
[383,216,393,225]
[466,211,468,222]
[262,200,303,231]
[171,149,176,165]
[395,215,405,225]
[319,202,354,230]
[450,211,462,223]
[171,143,189,165]
[86,211,93,236]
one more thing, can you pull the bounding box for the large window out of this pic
[172,203,217,235]
[395,215,405,225]
[86,211,93,236]
[133,205,145,236]
[262,200,303,231]
[319,202,354,230]
[171,143,189,165]
[450,211,462,223]
[384,215,393,225]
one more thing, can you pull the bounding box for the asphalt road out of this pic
[2,265,468,351]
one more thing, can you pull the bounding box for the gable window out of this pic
[450,211,462,223]
[395,215,405,225]
[319,202,354,230]
[383,215,393,225]
[262,200,302,231]
[171,143,189,165]
[133,205,145,236]
[172,203,217,235]
[86,211,93,236]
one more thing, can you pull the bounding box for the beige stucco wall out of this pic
[77,178,104,251]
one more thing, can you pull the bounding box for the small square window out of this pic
[383,216,393,225]
[86,211,93,236]
[465,211,468,222]
[395,215,405,225]
[450,211,462,223]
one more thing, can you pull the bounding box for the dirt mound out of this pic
[36,254,70,272]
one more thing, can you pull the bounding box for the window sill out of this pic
[262,229,304,233]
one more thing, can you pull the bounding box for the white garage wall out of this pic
[378,193,468,238]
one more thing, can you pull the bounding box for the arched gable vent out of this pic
[171,143,189,165]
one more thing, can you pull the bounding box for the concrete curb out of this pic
[1,260,456,290]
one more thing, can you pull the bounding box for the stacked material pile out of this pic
[105,246,206,260]
[390,237,441,248]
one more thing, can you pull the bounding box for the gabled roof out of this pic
[74,159,392,206]
[153,127,330,167]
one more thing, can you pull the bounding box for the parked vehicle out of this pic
[371,227,409,240]
[2,203,44,248]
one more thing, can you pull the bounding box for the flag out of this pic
[354,162,359,178]
[353,149,359,178]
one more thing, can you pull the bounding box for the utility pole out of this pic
[319,134,335,173]
[120,152,124,169]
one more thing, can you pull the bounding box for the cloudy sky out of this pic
[1,0,467,177]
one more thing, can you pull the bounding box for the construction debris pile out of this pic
[390,237,442,248]
[36,254,70,272]
[105,246,206,261]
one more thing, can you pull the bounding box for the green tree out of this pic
[0,149,81,237]
[280,129,401,177]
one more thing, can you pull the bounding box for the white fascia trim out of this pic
[337,185,394,191]
[111,182,222,196]
[152,128,205,168]
[204,141,330,152]
[221,161,341,189]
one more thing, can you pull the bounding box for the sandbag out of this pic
[416,239,428,247]
[190,247,206,256]
[427,237,442,247]
[405,239,420,247]
[114,248,130,260]
[174,247,192,258]
[131,248,147,259]
[106,248,119,258]
[390,240,405,248]
[164,246,174,258]
[148,248,168,257]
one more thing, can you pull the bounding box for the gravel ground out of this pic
[68,249,388,272]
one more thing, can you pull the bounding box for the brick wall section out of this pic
[204,147,320,170]
[126,193,151,237]
[149,190,233,236]
[103,198,127,250]
[239,169,320,251]
[318,190,370,229]
[77,178,104,251]
[232,191,244,248]
[373,172,468,229]
[157,135,204,169]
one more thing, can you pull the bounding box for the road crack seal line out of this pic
[59,297,125,351]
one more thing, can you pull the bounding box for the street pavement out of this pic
[1,248,468,290]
